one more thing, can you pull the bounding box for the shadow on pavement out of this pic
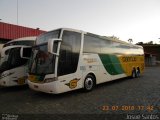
[31,77,134,99]
[0,85,29,93]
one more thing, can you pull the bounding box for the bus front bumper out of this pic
[27,80,60,94]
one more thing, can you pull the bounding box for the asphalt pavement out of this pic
[0,67,160,120]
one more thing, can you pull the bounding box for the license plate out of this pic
[18,78,25,85]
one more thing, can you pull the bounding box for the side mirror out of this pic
[20,47,32,59]
[48,39,62,56]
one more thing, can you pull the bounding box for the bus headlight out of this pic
[44,77,58,83]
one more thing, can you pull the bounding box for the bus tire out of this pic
[84,74,95,91]
[136,67,140,77]
[132,69,137,78]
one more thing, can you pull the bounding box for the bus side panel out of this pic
[118,55,145,76]
[0,66,27,86]
[55,53,107,93]
[56,72,83,93]
[80,53,111,84]
[98,54,127,83]
[81,53,126,85]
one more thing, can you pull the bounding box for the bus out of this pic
[0,36,36,86]
[27,28,144,94]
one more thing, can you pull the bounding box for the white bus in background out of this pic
[0,44,3,54]
[0,37,36,87]
[27,28,144,94]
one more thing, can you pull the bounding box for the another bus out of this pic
[0,36,36,86]
[27,28,144,94]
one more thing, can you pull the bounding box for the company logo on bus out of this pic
[65,78,80,89]
[84,58,97,63]
[122,57,136,62]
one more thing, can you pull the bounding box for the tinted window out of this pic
[130,47,144,55]
[23,48,32,58]
[4,41,35,48]
[112,42,143,55]
[83,35,101,53]
[83,34,143,55]
[9,48,28,68]
[84,34,113,54]
[100,39,112,54]
[0,47,29,73]
[37,30,60,44]
[58,31,81,76]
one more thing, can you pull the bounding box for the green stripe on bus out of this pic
[99,54,124,75]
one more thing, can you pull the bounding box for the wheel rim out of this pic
[137,71,140,77]
[85,77,94,90]
[132,71,135,78]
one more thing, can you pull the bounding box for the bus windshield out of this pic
[0,47,28,73]
[29,30,60,75]
[29,44,56,75]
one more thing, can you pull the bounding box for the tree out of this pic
[146,41,153,44]
[136,42,143,45]
[128,38,133,43]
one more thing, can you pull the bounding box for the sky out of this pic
[0,0,160,44]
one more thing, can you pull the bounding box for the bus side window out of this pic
[58,45,72,75]
[9,48,28,68]
[22,48,32,58]
[58,31,81,76]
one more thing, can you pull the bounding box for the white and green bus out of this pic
[0,37,36,86]
[27,28,144,94]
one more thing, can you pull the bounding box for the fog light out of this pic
[34,85,38,88]
[3,81,6,84]
[44,77,58,83]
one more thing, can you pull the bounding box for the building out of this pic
[0,22,46,52]
[142,44,160,66]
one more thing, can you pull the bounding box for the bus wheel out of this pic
[84,75,95,91]
[132,69,137,78]
[136,67,140,77]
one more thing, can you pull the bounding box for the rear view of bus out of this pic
[0,37,36,87]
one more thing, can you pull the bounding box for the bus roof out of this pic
[42,28,142,48]
[8,36,36,43]
[3,36,36,48]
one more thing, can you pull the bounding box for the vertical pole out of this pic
[17,0,19,25]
